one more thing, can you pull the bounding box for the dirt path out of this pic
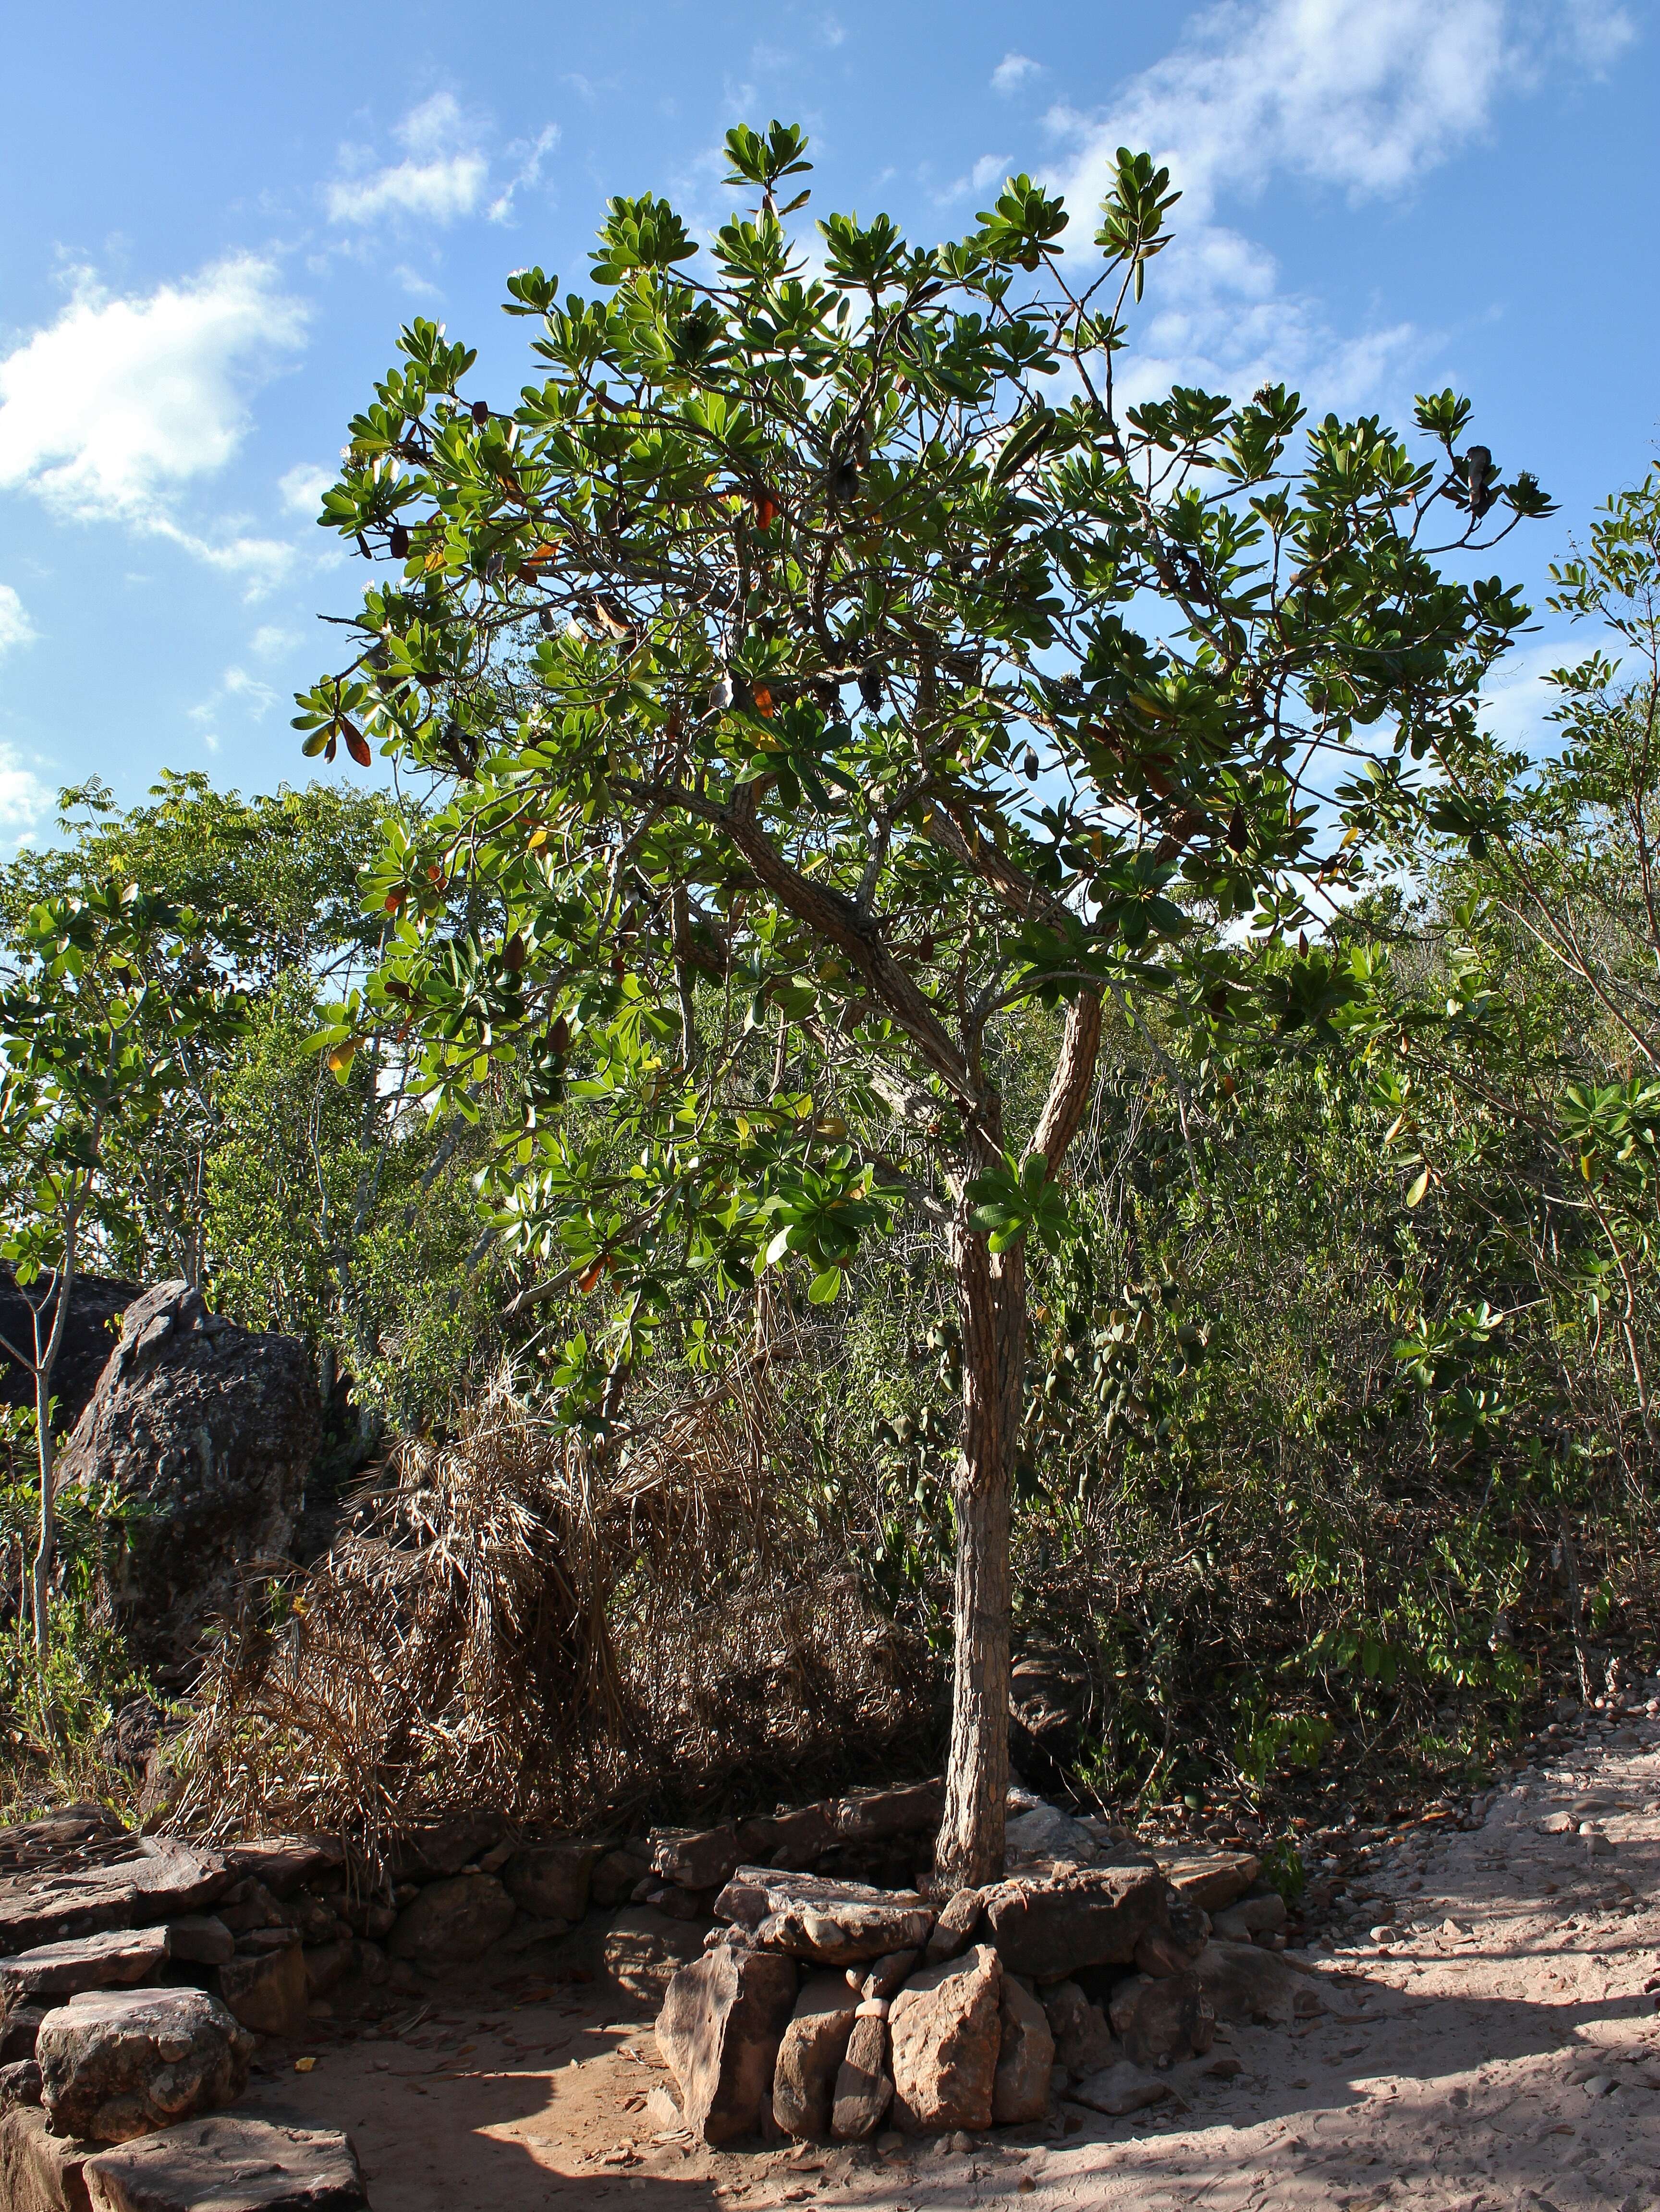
[241,1714,1660,2212]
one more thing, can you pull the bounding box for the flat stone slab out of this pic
[84,2114,367,2212]
[0,1840,228,1957]
[219,1842,342,1900]
[0,2103,98,2212]
[1153,1848,1260,1914]
[0,1928,171,2009]
[979,1864,1166,1978]
[716,1869,934,1965]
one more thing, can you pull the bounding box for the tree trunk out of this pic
[935,1195,1025,1889]
[30,1236,79,1659]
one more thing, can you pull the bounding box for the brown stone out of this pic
[0,1930,170,2011]
[83,2114,367,2212]
[217,1943,308,2040]
[1070,2059,1169,2116]
[651,1825,745,1893]
[300,1944,352,2000]
[218,1841,342,1899]
[0,2103,98,2212]
[2,2007,46,2063]
[387,1874,515,1968]
[861,1950,919,2000]
[770,1973,857,2140]
[0,1840,228,1959]
[0,2059,41,2109]
[923,1890,982,1965]
[655,1945,798,2144]
[1122,1969,1214,2065]
[830,2013,892,2141]
[979,1865,1166,1980]
[761,1807,835,1868]
[162,1920,232,1969]
[1154,1851,1259,1915]
[385,1814,506,1882]
[888,1943,1002,2135]
[1133,1926,1193,1979]
[716,1869,932,1966]
[826,1782,944,1845]
[37,1988,252,2143]
[590,1847,652,1909]
[1191,1941,1314,2027]
[604,1908,710,2003]
[991,1977,1054,2125]
[1039,1982,1117,2079]
[500,1843,601,1923]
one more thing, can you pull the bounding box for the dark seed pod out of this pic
[388,523,410,560]
[1023,748,1039,780]
[830,456,859,506]
[859,666,884,711]
[471,400,490,425]
[1226,803,1248,853]
[539,608,560,634]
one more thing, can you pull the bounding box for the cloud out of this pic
[279,462,334,516]
[488,123,560,225]
[935,152,1014,206]
[249,623,299,658]
[991,53,1042,96]
[190,662,280,757]
[1044,0,1634,410]
[326,94,490,226]
[0,256,308,583]
[0,744,50,843]
[0,586,37,657]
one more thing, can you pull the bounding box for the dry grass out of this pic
[170,1365,935,1859]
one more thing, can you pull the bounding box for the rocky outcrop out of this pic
[55,1283,321,1669]
[655,1945,798,2144]
[36,1988,252,2143]
[0,1266,137,1432]
[0,1834,227,1957]
[82,2114,368,2212]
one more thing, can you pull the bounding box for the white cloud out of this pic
[0,743,50,843]
[279,462,334,516]
[0,256,308,587]
[991,53,1042,95]
[1044,0,1633,410]
[935,152,1014,206]
[488,123,560,225]
[327,94,490,226]
[0,585,37,657]
[249,623,299,658]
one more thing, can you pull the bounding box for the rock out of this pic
[992,1978,1054,2124]
[889,1944,1002,2135]
[500,1843,601,1923]
[1107,1975,1147,2035]
[300,1944,352,2001]
[771,1973,858,2140]
[644,1884,722,1923]
[924,1891,982,1965]
[54,1283,322,1669]
[590,1847,653,1909]
[652,1825,745,1893]
[0,1266,137,1432]
[218,1882,293,1937]
[95,1703,166,1783]
[162,1920,233,1970]
[717,1869,933,1967]
[217,1944,308,2040]
[1205,2053,1243,2079]
[387,1874,515,1969]
[830,2013,893,2141]
[643,2085,682,2128]
[37,1988,252,2143]
[1134,1927,1194,1979]
[82,2114,367,2212]
[760,1806,837,1869]
[825,1783,944,1846]
[1165,1896,1210,1958]
[1122,1970,1214,2065]
[219,1841,342,1899]
[1211,1892,1287,1942]
[655,1945,798,2144]
[0,2060,41,2110]
[0,1838,228,1959]
[1002,1805,1098,1867]
[1191,1941,1314,2027]
[1070,2060,1170,2116]
[0,2103,98,2212]
[862,1950,919,2000]
[1039,1982,1117,2078]
[605,1909,712,2003]
[386,1814,506,1883]
[979,1866,1167,1980]
[2,2008,46,2063]
[1154,1851,1260,1915]
[0,1929,171,2010]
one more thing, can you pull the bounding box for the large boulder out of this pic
[1191,1940,1319,2027]
[83,2114,368,2212]
[603,1908,709,2003]
[0,1928,171,2011]
[655,1946,798,2144]
[888,1944,1002,2136]
[991,1977,1054,2124]
[501,1843,601,1923]
[37,1987,252,2144]
[55,1284,321,1668]
[216,1944,308,2040]
[771,1973,858,2140]
[387,1875,515,1969]
[716,1868,933,1967]
[978,1865,1166,1980]
[0,1266,137,1431]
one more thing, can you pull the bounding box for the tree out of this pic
[300,124,1547,1881]
[0,883,241,1651]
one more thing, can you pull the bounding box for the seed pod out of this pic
[1226,803,1248,853]
[471,400,490,425]
[539,608,559,633]
[388,523,410,560]
[549,1015,570,1055]
[859,667,883,711]
[1023,747,1039,780]
[503,933,527,972]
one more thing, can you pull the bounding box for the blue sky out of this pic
[0,0,1654,840]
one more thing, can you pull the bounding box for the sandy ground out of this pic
[242,1713,1660,2212]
